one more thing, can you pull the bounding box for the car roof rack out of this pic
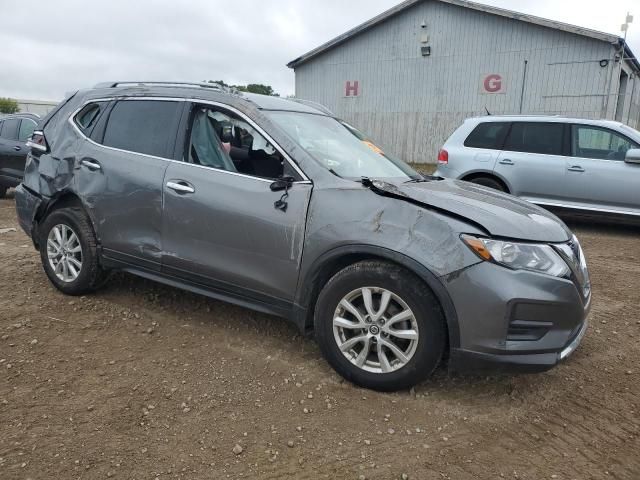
[93,81,240,94]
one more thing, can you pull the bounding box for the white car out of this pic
[435,116,640,217]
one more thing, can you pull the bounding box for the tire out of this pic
[0,186,7,199]
[314,261,446,392]
[39,207,108,296]
[469,176,506,192]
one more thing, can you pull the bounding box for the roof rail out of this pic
[93,81,240,94]
[288,98,334,116]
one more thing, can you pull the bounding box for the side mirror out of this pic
[270,176,295,192]
[625,148,640,164]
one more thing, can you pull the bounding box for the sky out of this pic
[0,0,638,100]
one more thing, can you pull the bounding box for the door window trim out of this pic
[569,123,639,162]
[67,96,311,184]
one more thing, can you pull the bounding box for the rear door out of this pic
[564,124,640,214]
[73,99,184,270]
[494,122,569,203]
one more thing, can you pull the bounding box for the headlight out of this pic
[461,235,570,278]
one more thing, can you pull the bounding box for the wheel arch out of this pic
[33,191,99,248]
[293,245,460,350]
[460,171,511,193]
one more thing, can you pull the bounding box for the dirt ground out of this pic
[1,190,639,480]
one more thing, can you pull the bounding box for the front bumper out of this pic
[444,261,591,374]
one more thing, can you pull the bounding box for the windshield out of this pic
[620,124,640,143]
[268,111,420,180]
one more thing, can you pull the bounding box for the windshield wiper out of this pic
[405,174,429,183]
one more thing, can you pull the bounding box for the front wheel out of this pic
[39,207,108,295]
[314,261,446,391]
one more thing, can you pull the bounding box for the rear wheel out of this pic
[468,176,506,192]
[0,186,7,199]
[39,207,108,295]
[314,261,446,391]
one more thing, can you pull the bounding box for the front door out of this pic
[494,122,569,203]
[564,124,640,215]
[161,104,312,303]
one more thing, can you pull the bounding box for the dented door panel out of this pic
[161,162,312,301]
[74,140,168,269]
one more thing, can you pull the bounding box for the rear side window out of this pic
[464,122,510,149]
[74,102,107,133]
[0,118,20,140]
[503,122,564,155]
[102,100,182,158]
[18,119,37,141]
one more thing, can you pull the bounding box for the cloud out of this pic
[0,0,637,100]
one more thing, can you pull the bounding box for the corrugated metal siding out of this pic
[294,0,634,163]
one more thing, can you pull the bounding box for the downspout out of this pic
[519,60,528,114]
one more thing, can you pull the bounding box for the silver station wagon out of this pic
[435,116,640,217]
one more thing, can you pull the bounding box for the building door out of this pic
[615,71,629,122]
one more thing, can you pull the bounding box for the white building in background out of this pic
[15,99,59,116]
[288,0,640,163]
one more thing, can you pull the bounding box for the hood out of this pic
[369,178,571,243]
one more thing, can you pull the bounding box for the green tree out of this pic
[0,97,19,114]
[206,81,279,97]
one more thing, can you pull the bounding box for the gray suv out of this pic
[435,116,640,217]
[15,82,591,391]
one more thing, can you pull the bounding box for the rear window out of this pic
[0,118,20,140]
[503,122,564,155]
[102,100,182,158]
[464,122,510,149]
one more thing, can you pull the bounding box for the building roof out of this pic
[287,0,639,71]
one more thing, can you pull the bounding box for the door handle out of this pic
[499,159,514,166]
[568,165,585,173]
[166,181,195,194]
[81,159,101,171]
[13,146,21,151]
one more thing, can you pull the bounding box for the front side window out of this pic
[187,106,292,180]
[102,100,181,158]
[0,118,20,140]
[267,111,419,180]
[464,122,510,149]
[503,122,564,156]
[571,125,638,161]
[18,119,37,142]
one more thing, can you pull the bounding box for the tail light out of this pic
[27,130,49,153]
[438,149,449,165]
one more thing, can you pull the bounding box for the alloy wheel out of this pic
[47,224,83,283]
[333,287,419,374]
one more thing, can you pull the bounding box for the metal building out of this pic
[288,0,640,164]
